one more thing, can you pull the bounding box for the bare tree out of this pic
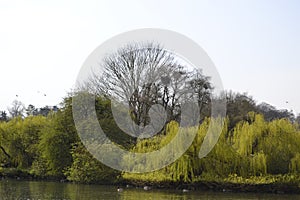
[84,42,212,131]
[8,100,25,118]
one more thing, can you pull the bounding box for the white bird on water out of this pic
[143,186,151,191]
[117,187,123,192]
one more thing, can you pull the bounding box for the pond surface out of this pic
[0,179,299,200]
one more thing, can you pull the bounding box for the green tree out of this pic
[65,142,119,183]
[38,118,73,176]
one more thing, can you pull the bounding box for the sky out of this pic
[0,0,299,114]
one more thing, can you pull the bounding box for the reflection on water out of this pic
[0,179,299,200]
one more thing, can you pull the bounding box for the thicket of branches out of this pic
[83,42,212,129]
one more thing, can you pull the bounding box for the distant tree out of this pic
[0,111,8,122]
[26,105,59,117]
[38,106,51,116]
[295,114,300,125]
[8,100,25,118]
[224,91,295,129]
[257,102,294,122]
[26,104,36,116]
[225,91,257,129]
[52,105,59,112]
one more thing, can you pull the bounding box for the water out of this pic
[0,179,299,200]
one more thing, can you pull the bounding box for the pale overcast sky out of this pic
[0,0,299,114]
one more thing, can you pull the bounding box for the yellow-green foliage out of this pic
[232,113,266,157]
[250,152,267,176]
[124,113,300,184]
[1,107,300,184]
[65,142,119,183]
[290,153,300,173]
[0,116,47,168]
[224,174,300,185]
[123,121,197,182]
[230,113,300,175]
[123,118,238,183]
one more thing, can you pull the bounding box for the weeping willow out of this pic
[230,112,300,176]
[123,112,300,184]
[290,153,300,173]
[250,152,267,176]
[123,118,239,183]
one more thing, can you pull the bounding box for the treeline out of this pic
[0,93,299,186]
